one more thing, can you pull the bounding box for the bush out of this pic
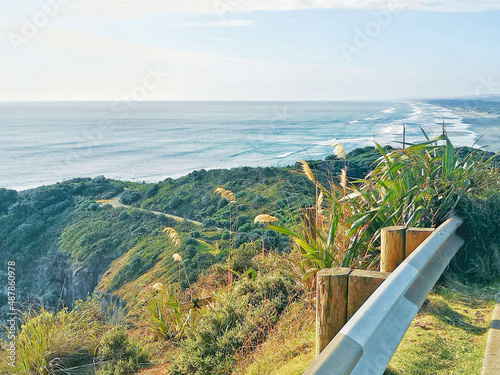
[202,218,216,228]
[184,253,217,283]
[189,230,201,238]
[144,184,159,199]
[236,215,251,229]
[451,192,500,282]
[0,188,18,215]
[262,229,285,252]
[9,307,104,375]
[231,243,258,273]
[95,328,148,375]
[169,273,299,375]
[120,191,142,205]
[185,237,198,246]
[238,223,254,232]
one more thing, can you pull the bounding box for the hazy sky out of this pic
[1,0,500,101]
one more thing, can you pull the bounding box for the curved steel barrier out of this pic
[304,216,464,375]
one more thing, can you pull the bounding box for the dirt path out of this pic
[96,192,203,227]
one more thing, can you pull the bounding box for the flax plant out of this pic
[144,283,191,340]
[268,132,499,272]
[269,145,350,277]
[344,131,499,267]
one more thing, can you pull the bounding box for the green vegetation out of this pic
[170,254,300,375]
[95,328,149,375]
[271,134,500,275]
[1,140,499,375]
[1,296,147,375]
[386,281,498,375]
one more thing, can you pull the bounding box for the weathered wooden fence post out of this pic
[347,270,391,319]
[315,226,434,358]
[316,267,351,356]
[380,226,406,272]
[405,227,434,257]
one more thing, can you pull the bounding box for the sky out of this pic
[1,0,500,101]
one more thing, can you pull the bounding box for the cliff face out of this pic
[33,252,106,308]
[0,178,127,316]
[0,250,106,318]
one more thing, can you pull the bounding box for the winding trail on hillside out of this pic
[96,191,203,227]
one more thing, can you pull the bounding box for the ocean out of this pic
[1,100,499,191]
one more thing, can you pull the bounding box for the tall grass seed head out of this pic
[254,214,279,224]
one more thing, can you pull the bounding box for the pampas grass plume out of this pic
[254,214,279,224]
[298,160,315,183]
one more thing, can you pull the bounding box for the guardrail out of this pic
[303,216,464,375]
[482,295,500,375]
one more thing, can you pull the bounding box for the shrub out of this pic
[189,230,201,238]
[144,184,159,199]
[202,218,216,228]
[8,306,104,375]
[95,328,148,375]
[231,243,258,274]
[451,192,500,282]
[262,229,285,252]
[238,223,254,232]
[169,273,299,375]
[0,188,18,215]
[120,191,142,205]
[185,237,198,246]
[236,215,251,229]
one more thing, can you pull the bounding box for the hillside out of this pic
[0,147,384,315]
[1,141,500,375]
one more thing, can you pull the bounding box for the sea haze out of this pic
[0,100,496,191]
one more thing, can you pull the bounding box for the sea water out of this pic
[1,100,498,191]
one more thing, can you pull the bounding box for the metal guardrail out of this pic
[303,216,464,375]
[481,295,500,375]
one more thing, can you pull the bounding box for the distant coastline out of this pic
[2,99,499,192]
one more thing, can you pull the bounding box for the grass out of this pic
[385,278,498,375]
[2,143,499,375]
[231,278,497,375]
[233,299,315,375]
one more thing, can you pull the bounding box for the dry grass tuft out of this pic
[298,160,315,183]
[163,227,181,247]
[254,214,279,224]
[214,187,236,203]
[340,167,347,192]
[330,142,345,159]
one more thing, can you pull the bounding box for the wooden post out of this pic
[347,270,391,319]
[380,226,406,272]
[316,267,351,356]
[405,227,434,258]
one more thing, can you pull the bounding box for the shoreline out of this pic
[455,114,500,151]
[3,100,498,193]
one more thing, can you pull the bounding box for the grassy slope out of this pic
[232,299,316,375]
[227,280,498,375]
[2,146,499,374]
[386,280,498,375]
